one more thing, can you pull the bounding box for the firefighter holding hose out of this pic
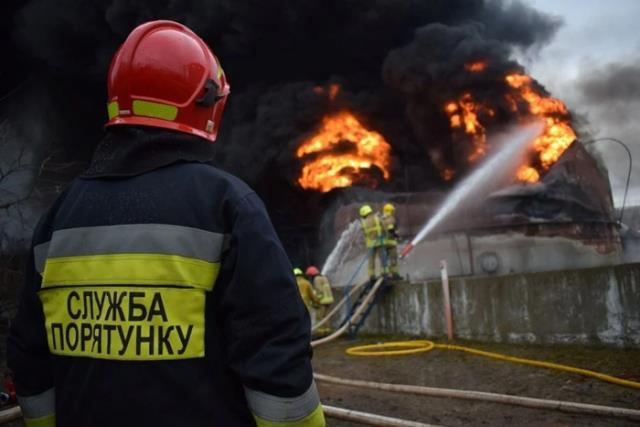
[381,203,400,279]
[8,20,324,427]
[359,204,386,282]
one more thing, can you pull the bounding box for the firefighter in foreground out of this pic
[8,21,325,427]
[381,203,400,279]
[306,266,334,334]
[359,204,386,281]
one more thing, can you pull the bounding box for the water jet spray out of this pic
[400,122,543,258]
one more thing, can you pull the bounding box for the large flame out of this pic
[444,93,495,162]
[506,73,577,178]
[296,112,392,193]
[442,63,577,184]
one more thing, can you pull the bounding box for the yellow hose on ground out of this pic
[346,340,640,391]
[346,340,435,356]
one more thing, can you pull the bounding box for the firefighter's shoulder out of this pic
[178,162,254,202]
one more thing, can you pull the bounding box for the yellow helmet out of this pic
[359,204,373,218]
[383,203,395,215]
[293,268,304,276]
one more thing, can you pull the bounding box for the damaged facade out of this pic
[325,141,621,284]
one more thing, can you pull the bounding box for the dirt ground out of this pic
[313,337,640,427]
[1,336,638,426]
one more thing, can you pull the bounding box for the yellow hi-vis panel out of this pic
[24,414,55,427]
[41,253,219,291]
[39,287,205,361]
[132,100,178,121]
[253,404,325,427]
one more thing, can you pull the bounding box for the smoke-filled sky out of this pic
[521,0,640,208]
[0,0,637,256]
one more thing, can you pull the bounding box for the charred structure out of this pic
[326,140,619,284]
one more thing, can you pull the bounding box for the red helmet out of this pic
[105,20,230,142]
[306,266,320,277]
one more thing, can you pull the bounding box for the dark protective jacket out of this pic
[8,128,325,427]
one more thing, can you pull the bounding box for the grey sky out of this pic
[518,0,640,209]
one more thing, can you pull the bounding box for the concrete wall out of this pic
[334,263,640,347]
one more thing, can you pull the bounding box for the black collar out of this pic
[82,127,215,179]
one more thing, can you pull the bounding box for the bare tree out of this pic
[0,119,81,255]
[0,119,37,255]
[0,119,85,372]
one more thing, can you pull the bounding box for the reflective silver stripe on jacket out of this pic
[17,388,55,419]
[33,223,227,275]
[244,381,320,422]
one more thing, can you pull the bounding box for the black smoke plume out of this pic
[575,60,640,210]
[0,0,563,263]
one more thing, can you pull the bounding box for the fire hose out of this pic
[309,280,640,424]
[346,341,640,390]
[312,278,450,426]
[2,276,636,426]
[312,279,367,332]
[3,280,637,426]
[311,277,385,347]
[323,405,439,427]
[0,407,19,424]
[0,402,440,427]
[316,374,640,421]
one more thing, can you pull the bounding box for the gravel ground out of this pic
[313,337,640,427]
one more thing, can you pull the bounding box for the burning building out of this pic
[324,138,619,286]
[0,0,619,275]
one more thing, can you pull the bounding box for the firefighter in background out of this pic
[306,266,334,333]
[359,204,386,281]
[8,21,324,427]
[381,203,400,279]
[295,268,320,316]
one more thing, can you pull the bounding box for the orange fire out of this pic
[313,83,340,101]
[296,112,391,193]
[516,165,540,183]
[442,63,577,185]
[444,93,494,162]
[329,84,340,101]
[465,61,488,73]
[313,83,341,101]
[441,168,455,181]
[506,73,576,177]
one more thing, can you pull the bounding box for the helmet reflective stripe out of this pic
[131,100,178,121]
[108,100,180,122]
[107,101,119,120]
